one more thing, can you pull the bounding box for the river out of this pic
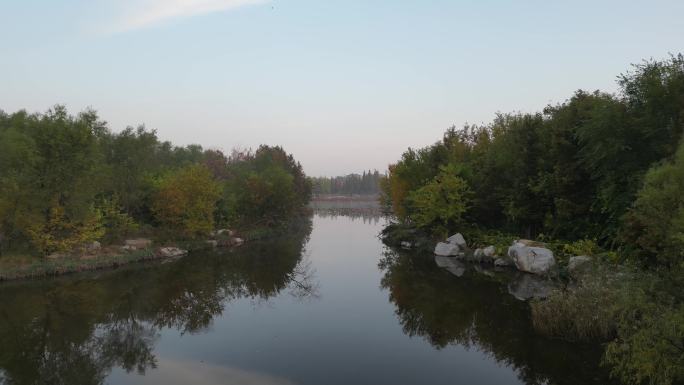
[0,213,613,385]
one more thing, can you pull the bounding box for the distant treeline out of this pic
[310,170,382,195]
[0,107,311,256]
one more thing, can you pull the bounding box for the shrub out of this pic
[604,302,684,385]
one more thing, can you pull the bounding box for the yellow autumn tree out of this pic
[152,165,221,237]
[25,200,105,256]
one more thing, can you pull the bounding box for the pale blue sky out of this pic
[1,0,683,176]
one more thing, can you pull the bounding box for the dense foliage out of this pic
[310,170,382,195]
[0,107,311,256]
[381,54,684,385]
[382,54,684,263]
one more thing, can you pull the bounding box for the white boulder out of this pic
[508,245,555,275]
[434,242,460,257]
[446,233,467,247]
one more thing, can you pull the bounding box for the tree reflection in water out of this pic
[0,217,315,385]
[378,248,616,385]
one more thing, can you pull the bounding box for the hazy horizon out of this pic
[2,0,683,176]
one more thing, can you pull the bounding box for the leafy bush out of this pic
[605,302,684,385]
[562,238,602,257]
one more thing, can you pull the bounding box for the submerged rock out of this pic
[508,243,555,275]
[507,273,555,301]
[435,256,466,277]
[446,233,467,247]
[434,242,460,256]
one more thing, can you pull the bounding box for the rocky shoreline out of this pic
[397,231,594,301]
[0,229,246,281]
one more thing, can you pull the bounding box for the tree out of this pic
[408,165,472,235]
[622,140,684,267]
[151,165,221,237]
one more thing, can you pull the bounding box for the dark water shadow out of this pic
[379,248,617,385]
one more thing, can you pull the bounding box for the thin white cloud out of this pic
[112,0,268,33]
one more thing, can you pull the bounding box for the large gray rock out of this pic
[434,242,460,256]
[435,256,466,277]
[483,246,496,258]
[446,233,467,247]
[124,238,152,250]
[508,245,555,275]
[508,273,554,301]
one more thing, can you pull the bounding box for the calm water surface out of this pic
[0,214,613,385]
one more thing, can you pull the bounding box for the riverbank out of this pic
[0,217,313,281]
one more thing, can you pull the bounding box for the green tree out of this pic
[622,140,684,267]
[408,165,472,235]
[151,165,221,237]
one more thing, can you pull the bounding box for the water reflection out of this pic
[379,248,616,385]
[309,197,384,224]
[0,217,314,385]
[312,209,383,225]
